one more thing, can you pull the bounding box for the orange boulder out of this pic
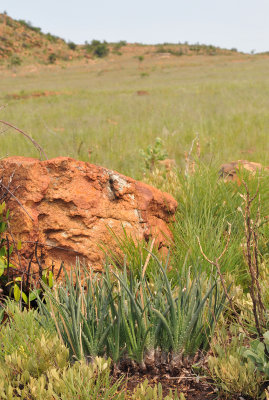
[219,160,269,182]
[0,157,177,274]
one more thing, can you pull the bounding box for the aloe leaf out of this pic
[152,307,175,349]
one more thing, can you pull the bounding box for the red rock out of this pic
[136,90,149,96]
[0,157,177,274]
[219,160,269,182]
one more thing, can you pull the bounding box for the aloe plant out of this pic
[37,264,114,361]
[37,256,226,368]
[150,254,227,357]
[113,267,154,367]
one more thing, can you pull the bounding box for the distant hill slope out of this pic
[0,12,242,66]
[0,13,84,64]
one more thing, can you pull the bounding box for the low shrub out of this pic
[9,55,22,66]
[113,41,127,54]
[46,33,60,43]
[18,19,41,33]
[0,302,56,362]
[48,53,57,64]
[0,303,125,399]
[84,40,109,58]
[208,325,265,399]
[67,41,77,50]
[244,331,269,378]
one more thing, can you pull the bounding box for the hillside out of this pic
[0,12,242,67]
[0,13,85,65]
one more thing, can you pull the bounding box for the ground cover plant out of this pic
[36,258,226,368]
[0,302,189,399]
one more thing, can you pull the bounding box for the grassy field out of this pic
[0,52,268,284]
[0,53,269,399]
[0,53,268,179]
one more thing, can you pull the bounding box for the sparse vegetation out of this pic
[46,32,60,43]
[84,40,109,58]
[48,52,57,64]
[18,19,42,33]
[112,40,127,55]
[67,41,77,50]
[9,54,22,66]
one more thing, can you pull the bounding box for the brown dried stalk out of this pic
[241,180,266,341]
[0,120,48,160]
[184,134,199,177]
[197,224,248,334]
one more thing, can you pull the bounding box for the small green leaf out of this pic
[29,292,38,302]
[14,284,21,302]
[48,271,54,288]
[0,257,6,268]
[21,291,28,304]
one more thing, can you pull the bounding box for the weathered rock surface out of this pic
[219,160,269,181]
[0,157,177,273]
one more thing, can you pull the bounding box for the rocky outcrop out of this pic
[219,160,269,182]
[0,157,177,273]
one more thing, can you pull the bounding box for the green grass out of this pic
[0,55,268,179]
[0,55,268,285]
[171,165,269,283]
[0,54,268,400]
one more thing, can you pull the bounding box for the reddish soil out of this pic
[5,91,62,100]
[116,370,240,399]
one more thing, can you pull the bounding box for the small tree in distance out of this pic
[84,40,109,58]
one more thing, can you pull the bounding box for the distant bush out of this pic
[48,53,57,64]
[22,42,31,49]
[6,17,14,27]
[112,41,127,55]
[46,33,59,43]
[113,40,127,51]
[94,42,109,58]
[9,55,22,66]
[169,48,184,56]
[18,19,41,33]
[155,46,184,56]
[84,40,109,58]
[155,46,166,53]
[67,41,77,50]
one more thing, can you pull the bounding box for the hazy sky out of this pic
[1,0,269,53]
